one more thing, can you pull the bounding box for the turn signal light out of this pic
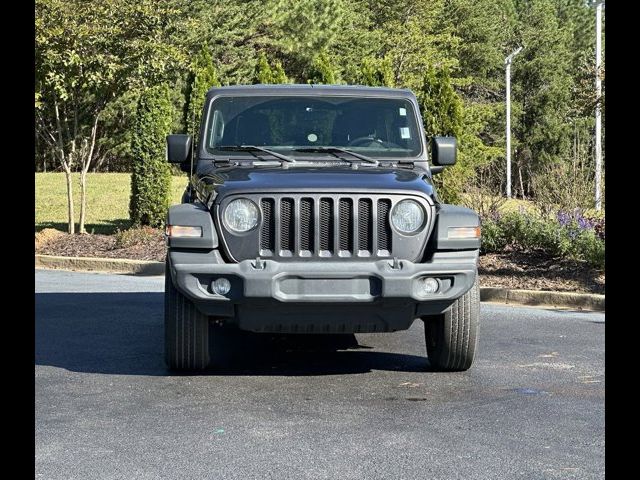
[448,226,481,239]
[165,225,203,238]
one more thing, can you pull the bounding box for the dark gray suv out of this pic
[165,84,480,371]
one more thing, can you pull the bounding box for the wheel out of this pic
[423,278,479,371]
[164,260,210,371]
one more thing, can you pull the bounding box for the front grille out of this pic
[257,195,394,258]
[219,193,433,263]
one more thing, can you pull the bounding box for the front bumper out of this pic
[168,249,478,333]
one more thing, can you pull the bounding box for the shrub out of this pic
[479,218,508,252]
[572,229,605,268]
[114,226,162,249]
[129,85,174,228]
[531,159,596,216]
[480,209,605,269]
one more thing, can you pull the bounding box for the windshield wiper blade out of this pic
[291,147,354,165]
[294,146,379,166]
[218,145,296,164]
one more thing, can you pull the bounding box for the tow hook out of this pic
[389,256,403,270]
[252,257,266,270]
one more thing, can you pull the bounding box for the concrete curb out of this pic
[480,287,604,312]
[35,254,164,276]
[35,254,604,311]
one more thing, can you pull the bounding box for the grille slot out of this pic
[300,198,313,252]
[358,199,373,253]
[339,199,353,252]
[377,199,392,253]
[319,198,333,253]
[260,198,275,252]
[280,198,295,253]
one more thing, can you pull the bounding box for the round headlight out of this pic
[224,199,259,233]
[391,200,425,234]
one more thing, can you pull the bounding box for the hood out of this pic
[198,166,436,201]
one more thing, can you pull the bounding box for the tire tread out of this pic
[424,279,479,371]
[165,261,210,370]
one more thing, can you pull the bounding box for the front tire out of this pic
[423,279,479,371]
[164,261,210,371]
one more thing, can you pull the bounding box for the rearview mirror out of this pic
[166,134,192,164]
[431,136,457,167]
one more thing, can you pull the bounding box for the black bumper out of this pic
[168,249,478,333]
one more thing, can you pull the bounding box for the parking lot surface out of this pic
[36,269,604,479]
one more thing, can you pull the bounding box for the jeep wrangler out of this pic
[165,84,480,371]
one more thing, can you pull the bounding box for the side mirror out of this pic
[166,134,192,164]
[431,136,457,167]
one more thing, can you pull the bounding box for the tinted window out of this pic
[205,95,423,158]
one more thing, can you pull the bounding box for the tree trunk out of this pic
[79,115,99,234]
[52,99,76,234]
[79,170,87,233]
[64,166,75,234]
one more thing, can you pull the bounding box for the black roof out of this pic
[205,84,416,100]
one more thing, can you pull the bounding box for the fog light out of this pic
[212,278,231,295]
[420,277,439,294]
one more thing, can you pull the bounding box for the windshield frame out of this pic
[199,92,427,162]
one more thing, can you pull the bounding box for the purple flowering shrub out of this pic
[481,207,604,268]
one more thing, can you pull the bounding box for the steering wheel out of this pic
[347,136,384,147]
[347,136,400,149]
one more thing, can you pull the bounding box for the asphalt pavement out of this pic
[35,269,605,480]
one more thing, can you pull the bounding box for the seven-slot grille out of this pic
[259,196,393,258]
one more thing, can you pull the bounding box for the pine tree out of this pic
[357,56,394,87]
[513,0,574,189]
[253,52,289,84]
[417,65,467,204]
[418,66,463,139]
[254,52,273,84]
[307,51,337,84]
[272,60,288,84]
[185,45,220,140]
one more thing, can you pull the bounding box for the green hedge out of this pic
[129,85,174,228]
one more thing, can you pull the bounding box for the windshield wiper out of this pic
[218,145,296,164]
[294,146,379,166]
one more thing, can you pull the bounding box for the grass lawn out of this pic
[36,173,189,234]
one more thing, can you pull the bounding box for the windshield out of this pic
[205,95,423,159]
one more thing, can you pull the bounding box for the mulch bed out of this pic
[36,229,604,294]
[478,249,604,295]
[36,228,166,262]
